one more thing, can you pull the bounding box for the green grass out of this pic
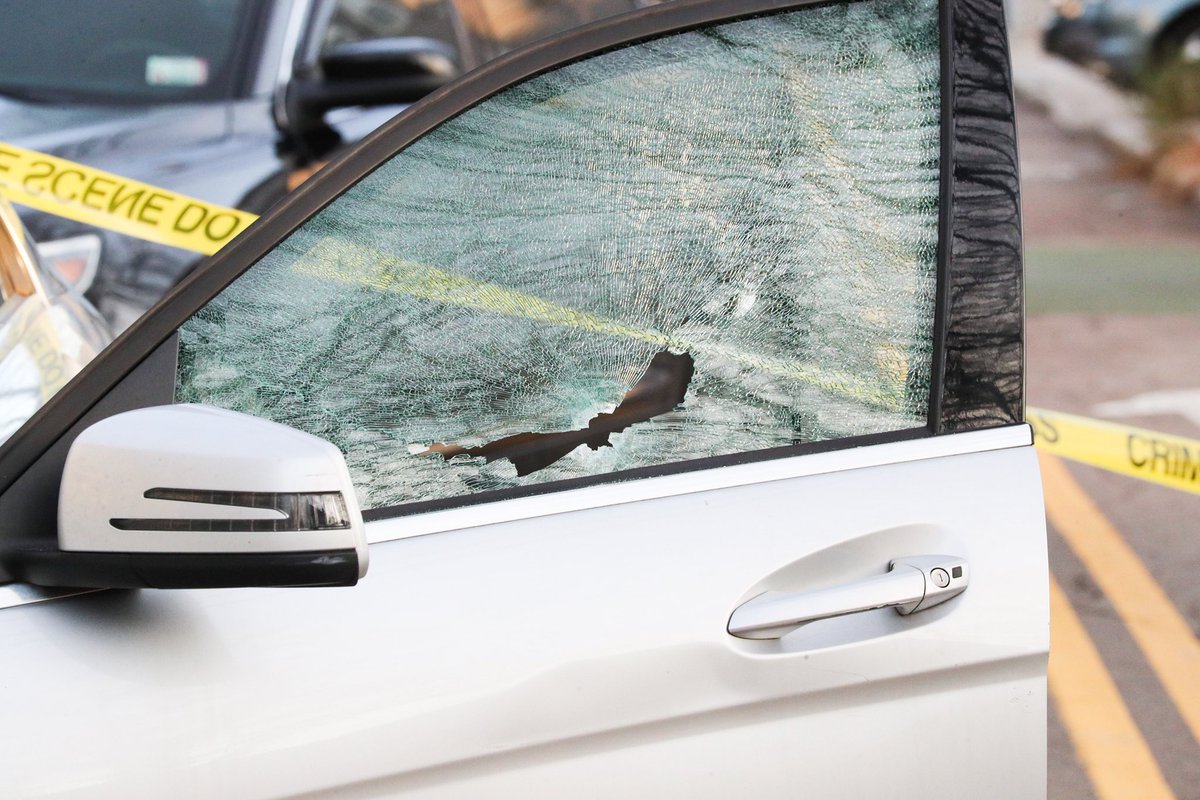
[1025,244,1200,314]
[1141,61,1200,128]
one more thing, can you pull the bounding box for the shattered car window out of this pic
[177,0,942,510]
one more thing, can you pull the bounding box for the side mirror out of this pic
[15,404,367,589]
[291,36,460,119]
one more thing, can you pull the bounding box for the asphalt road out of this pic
[1018,96,1200,799]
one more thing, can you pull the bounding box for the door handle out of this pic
[727,555,969,640]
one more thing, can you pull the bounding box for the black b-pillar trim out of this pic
[937,0,1024,431]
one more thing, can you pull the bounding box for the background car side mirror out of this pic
[12,404,368,589]
[291,36,460,122]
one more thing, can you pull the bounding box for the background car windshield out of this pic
[0,0,254,104]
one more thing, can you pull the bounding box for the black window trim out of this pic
[0,0,1022,544]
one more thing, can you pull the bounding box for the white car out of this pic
[0,0,1048,797]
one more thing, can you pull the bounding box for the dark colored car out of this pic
[1,0,645,329]
[1044,0,1200,84]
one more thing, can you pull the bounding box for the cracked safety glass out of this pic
[177,0,942,511]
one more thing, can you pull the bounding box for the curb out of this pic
[1012,44,1200,206]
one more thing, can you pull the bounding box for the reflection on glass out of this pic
[324,0,462,54]
[0,200,111,445]
[178,0,942,510]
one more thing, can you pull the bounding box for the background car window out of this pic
[455,0,643,57]
[178,0,942,511]
[322,0,463,53]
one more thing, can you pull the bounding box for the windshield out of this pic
[0,0,256,104]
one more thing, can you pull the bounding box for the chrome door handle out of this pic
[727,555,969,640]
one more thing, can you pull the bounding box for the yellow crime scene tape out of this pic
[5,142,1197,497]
[1030,405,1200,496]
[0,141,258,255]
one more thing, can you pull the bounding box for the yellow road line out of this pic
[1041,452,1200,749]
[1049,576,1176,800]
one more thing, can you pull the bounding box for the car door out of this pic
[0,0,1047,797]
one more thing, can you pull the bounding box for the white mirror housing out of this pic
[24,404,367,589]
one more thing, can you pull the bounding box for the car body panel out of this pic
[0,435,1046,798]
